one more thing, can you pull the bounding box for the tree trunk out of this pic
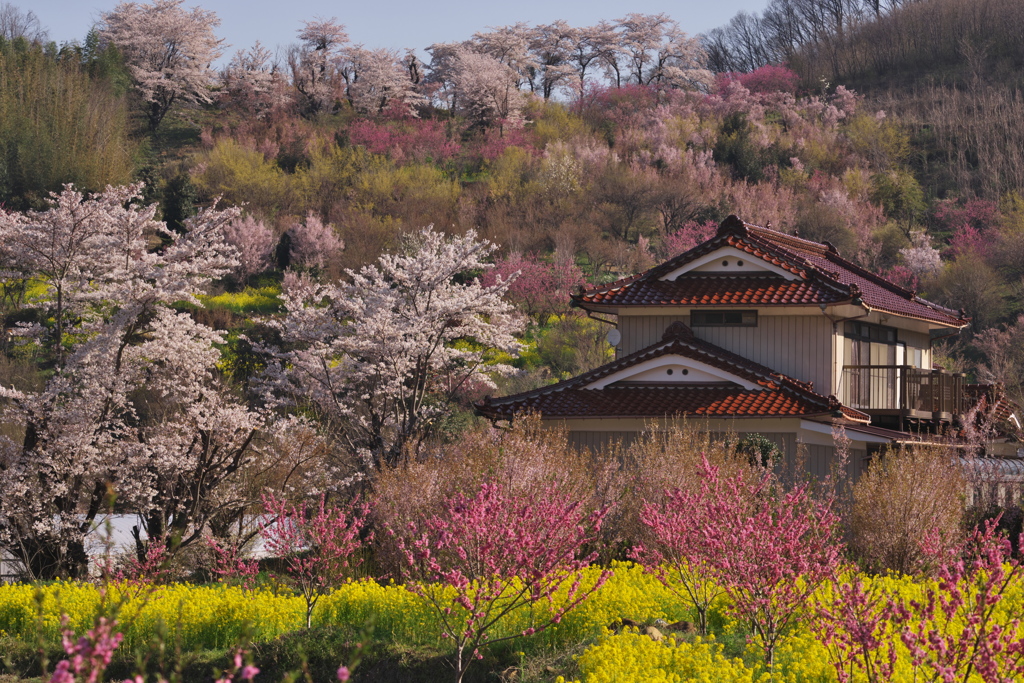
[24,537,89,580]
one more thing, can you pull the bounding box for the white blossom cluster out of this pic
[0,188,526,579]
[263,226,524,470]
[0,185,268,578]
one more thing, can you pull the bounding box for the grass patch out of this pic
[199,286,281,315]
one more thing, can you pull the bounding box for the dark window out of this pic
[844,321,896,343]
[691,310,757,327]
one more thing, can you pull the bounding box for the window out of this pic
[844,321,896,343]
[690,310,757,327]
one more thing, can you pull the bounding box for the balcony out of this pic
[840,365,965,422]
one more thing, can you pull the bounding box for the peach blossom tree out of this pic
[393,480,610,683]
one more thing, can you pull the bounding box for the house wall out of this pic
[567,430,798,459]
[898,329,932,367]
[617,315,688,357]
[617,314,835,394]
[567,429,871,482]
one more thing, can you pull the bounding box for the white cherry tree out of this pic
[0,184,267,579]
[265,226,523,470]
[99,0,223,130]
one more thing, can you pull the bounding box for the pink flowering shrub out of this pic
[715,65,800,95]
[261,493,371,628]
[896,520,1024,682]
[392,479,610,683]
[477,126,539,162]
[223,215,276,280]
[49,616,123,683]
[288,212,345,273]
[212,649,260,683]
[480,251,587,322]
[347,119,461,165]
[662,220,718,258]
[814,519,1024,683]
[205,536,260,589]
[573,84,661,133]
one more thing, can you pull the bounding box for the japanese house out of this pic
[478,215,1019,477]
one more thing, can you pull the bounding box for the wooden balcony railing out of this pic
[840,365,965,421]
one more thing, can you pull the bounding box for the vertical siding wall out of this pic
[568,430,871,482]
[618,316,689,357]
[619,314,835,394]
[899,329,932,367]
[803,444,870,480]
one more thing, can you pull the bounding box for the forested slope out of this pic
[2,0,1024,428]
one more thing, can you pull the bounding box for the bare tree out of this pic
[0,2,47,42]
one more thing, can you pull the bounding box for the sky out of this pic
[25,0,770,65]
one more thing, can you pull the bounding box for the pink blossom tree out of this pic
[261,492,370,628]
[899,230,941,277]
[480,251,587,322]
[527,21,577,99]
[223,214,277,281]
[222,42,290,119]
[639,456,841,671]
[712,466,841,671]
[630,486,724,635]
[340,46,425,117]
[289,17,348,116]
[99,0,223,130]
[288,211,345,273]
[450,48,524,132]
[393,480,610,683]
[265,226,523,469]
[812,573,901,683]
[469,23,537,90]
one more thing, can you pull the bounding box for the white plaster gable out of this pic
[583,353,763,390]
[659,246,800,281]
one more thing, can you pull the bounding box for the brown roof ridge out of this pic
[747,221,967,326]
[825,250,965,321]
[745,222,833,255]
[575,217,822,305]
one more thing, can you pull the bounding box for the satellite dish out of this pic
[606,328,622,346]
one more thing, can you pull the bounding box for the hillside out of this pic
[1,2,1023,405]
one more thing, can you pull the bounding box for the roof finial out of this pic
[662,321,694,342]
[717,215,746,236]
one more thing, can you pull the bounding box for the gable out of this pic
[659,246,801,282]
[583,353,763,391]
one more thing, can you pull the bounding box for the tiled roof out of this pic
[477,322,870,423]
[964,384,1021,423]
[574,216,968,328]
[578,275,848,307]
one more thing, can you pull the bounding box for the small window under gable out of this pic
[583,353,762,390]
[659,246,800,281]
[691,310,757,327]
